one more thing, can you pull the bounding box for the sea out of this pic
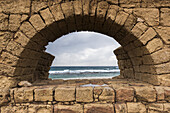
[49,66,120,80]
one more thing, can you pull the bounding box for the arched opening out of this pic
[1,0,169,92]
[45,31,121,80]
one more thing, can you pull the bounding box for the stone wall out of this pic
[3,84,170,113]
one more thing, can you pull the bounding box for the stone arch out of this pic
[0,0,169,89]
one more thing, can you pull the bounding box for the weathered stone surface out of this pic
[14,87,34,103]
[55,86,75,102]
[84,104,114,113]
[31,1,48,13]
[141,0,170,7]
[164,103,170,112]
[0,0,30,14]
[35,87,53,101]
[28,104,53,113]
[158,74,170,87]
[99,87,115,103]
[148,103,164,113]
[9,14,21,31]
[29,14,46,32]
[160,8,170,26]
[133,8,159,26]
[133,86,156,102]
[54,104,83,113]
[1,105,28,113]
[116,87,134,102]
[120,0,141,8]
[154,26,170,44]
[155,86,165,101]
[164,87,170,102]
[76,87,93,102]
[115,103,127,113]
[40,8,55,26]
[127,102,146,113]
[139,28,157,45]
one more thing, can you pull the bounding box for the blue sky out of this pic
[45,31,120,66]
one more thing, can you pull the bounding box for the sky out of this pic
[45,31,120,66]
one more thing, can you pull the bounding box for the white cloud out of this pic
[46,31,120,66]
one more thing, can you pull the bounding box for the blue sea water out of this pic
[49,66,120,80]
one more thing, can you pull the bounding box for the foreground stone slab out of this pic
[127,102,146,113]
[115,103,127,113]
[14,87,34,103]
[76,86,93,102]
[28,104,53,113]
[54,104,83,113]
[55,86,75,102]
[34,87,53,101]
[84,104,114,113]
[133,86,156,102]
[99,87,115,103]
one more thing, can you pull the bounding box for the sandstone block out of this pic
[14,87,34,103]
[34,87,53,101]
[133,8,159,26]
[31,0,48,13]
[115,103,127,113]
[160,8,170,26]
[76,87,93,102]
[155,26,170,45]
[127,102,146,113]
[148,103,164,112]
[164,103,170,112]
[28,104,53,113]
[157,74,170,87]
[120,0,141,8]
[164,87,170,102]
[1,105,28,113]
[84,104,114,113]
[0,13,8,30]
[116,87,134,102]
[99,87,115,103]
[139,27,157,45]
[144,38,163,54]
[54,104,83,113]
[40,8,55,26]
[155,62,170,74]
[106,0,118,4]
[0,32,14,49]
[155,86,165,101]
[141,0,170,7]
[9,14,21,31]
[29,14,46,32]
[133,86,156,102]
[55,86,75,102]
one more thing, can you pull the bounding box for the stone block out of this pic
[155,26,170,45]
[40,8,55,26]
[164,87,170,102]
[115,103,127,113]
[54,104,83,113]
[155,62,170,74]
[28,104,53,113]
[127,102,146,113]
[116,87,134,102]
[84,104,114,113]
[55,86,75,102]
[76,87,93,102]
[148,103,164,112]
[160,8,170,26]
[31,0,48,13]
[9,14,21,31]
[1,105,28,113]
[133,86,156,102]
[0,0,30,14]
[29,14,46,32]
[0,13,8,30]
[14,87,34,103]
[99,87,115,103]
[157,74,170,87]
[144,38,163,54]
[139,27,157,45]
[141,0,170,7]
[164,103,170,112]
[120,0,141,8]
[133,8,159,26]
[34,87,53,101]
[0,32,13,49]
[155,86,165,101]
[106,0,118,4]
